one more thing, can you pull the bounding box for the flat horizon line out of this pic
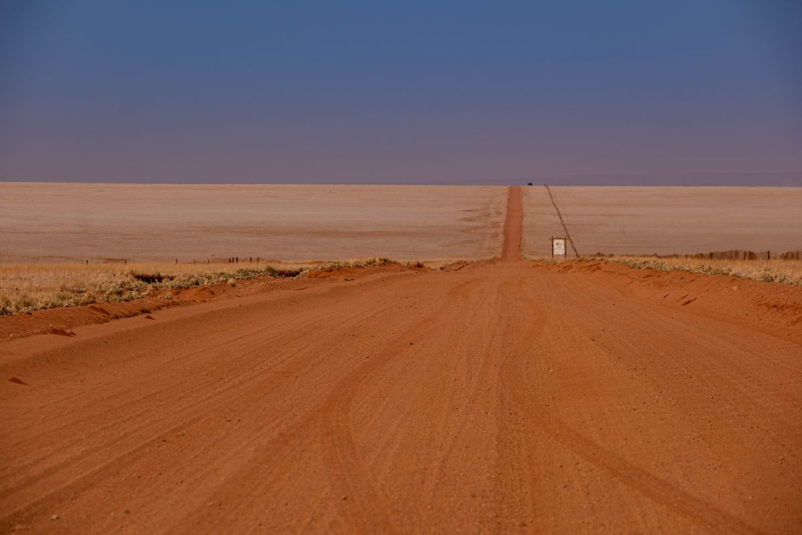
[2,181,801,188]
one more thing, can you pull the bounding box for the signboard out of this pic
[552,238,566,258]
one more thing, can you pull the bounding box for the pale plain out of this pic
[522,186,802,257]
[0,184,507,263]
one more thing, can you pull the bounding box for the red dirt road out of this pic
[501,186,523,263]
[1,188,801,533]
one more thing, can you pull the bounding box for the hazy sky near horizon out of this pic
[1,1,800,186]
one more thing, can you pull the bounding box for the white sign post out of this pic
[551,237,566,258]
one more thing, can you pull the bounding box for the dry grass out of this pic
[602,256,802,286]
[0,261,292,315]
[0,257,460,315]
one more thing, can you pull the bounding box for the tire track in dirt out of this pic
[0,292,405,526]
[1,307,352,472]
[0,272,434,526]
[318,295,462,534]
[395,277,501,516]
[501,364,763,533]
[485,270,549,530]
[499,273,767,534]
[168,274,487,534]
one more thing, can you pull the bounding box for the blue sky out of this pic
[1,1,800,185]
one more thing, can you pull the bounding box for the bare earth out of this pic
[4,183,799,263]
[0,183,507,263]
[523,186,802,257]
[1,188,801,533]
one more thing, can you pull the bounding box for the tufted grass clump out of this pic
[601,256,802,286]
